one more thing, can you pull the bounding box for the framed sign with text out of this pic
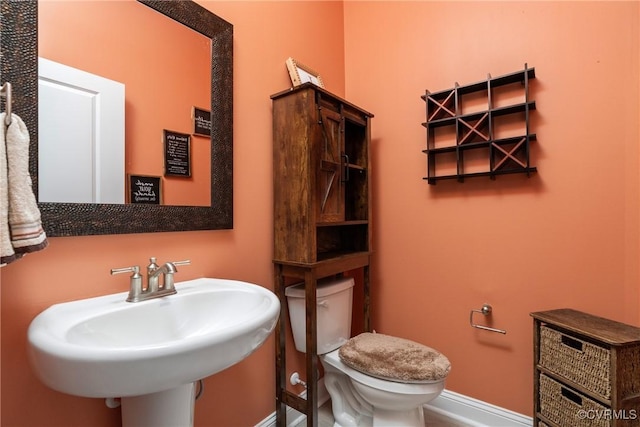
[163,129,191,177]
[192,106,211,137]
[128,175,162,204]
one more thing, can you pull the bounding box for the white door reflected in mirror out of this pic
[38,57,125,204]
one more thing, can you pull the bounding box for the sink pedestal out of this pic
[121,383,196,427]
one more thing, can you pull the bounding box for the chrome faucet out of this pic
[111,258,191,302]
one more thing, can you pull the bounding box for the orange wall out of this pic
[1,1,344,426]
[344,0,640,416]
[39,1,211,206]
[2,1,639,425]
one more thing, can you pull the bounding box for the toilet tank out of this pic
[285,276,354,355]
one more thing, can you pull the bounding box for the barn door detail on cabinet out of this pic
[317,104,344,223]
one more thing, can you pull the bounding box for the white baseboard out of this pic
[256,385,532,427]
[424,389,533,427]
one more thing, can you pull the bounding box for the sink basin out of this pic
[28,278,280,398]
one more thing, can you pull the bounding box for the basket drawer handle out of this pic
[561,385,583,407]
[561,334,584,352]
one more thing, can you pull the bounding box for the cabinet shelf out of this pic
[423,65,537,184]
[316,220,368,227]
[316,249,370,262]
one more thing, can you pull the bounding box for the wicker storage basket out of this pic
[539,374,610,427]
[539,325,611,399]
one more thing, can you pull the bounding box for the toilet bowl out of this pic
[322,347,445,426]
[286,277,451,427]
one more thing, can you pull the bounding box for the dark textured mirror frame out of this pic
[0,0,233,236]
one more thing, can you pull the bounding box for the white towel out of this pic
[0,112,17,265]
[0,112,48,266]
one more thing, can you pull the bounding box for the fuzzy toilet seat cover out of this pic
[338,332,451,382]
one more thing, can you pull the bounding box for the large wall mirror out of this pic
[0,0,233,236]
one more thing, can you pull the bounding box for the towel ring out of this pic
[1,82,13,126]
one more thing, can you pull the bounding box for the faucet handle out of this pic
[172,260,191,268]
[110,266,143,302]
[110,265,141,276]
[163,260,191,291]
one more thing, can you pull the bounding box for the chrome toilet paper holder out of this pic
[470,304,507,334]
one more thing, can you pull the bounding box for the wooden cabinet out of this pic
[422,65,537,184]
[272,83,373,427]
[531,309,640,427]
[273,83,372,263]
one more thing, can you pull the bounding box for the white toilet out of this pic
[286,277,451,427]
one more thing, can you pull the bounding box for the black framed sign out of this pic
[192,106,211,137]
[163,130,191,177]
[128,174,162,204]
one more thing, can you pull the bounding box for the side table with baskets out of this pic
[531,309,640,427]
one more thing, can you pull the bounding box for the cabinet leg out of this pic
[275,265,287,427]
[305,271,319,427]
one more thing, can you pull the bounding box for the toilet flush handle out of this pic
[318,299,329,308]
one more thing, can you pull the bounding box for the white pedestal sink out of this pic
[28,278,280,427]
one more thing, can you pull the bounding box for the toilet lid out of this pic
[338,332,451,382]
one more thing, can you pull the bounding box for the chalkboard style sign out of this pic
[128,175,162,204]
[163,130,191,177]
[192,106,211,137]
